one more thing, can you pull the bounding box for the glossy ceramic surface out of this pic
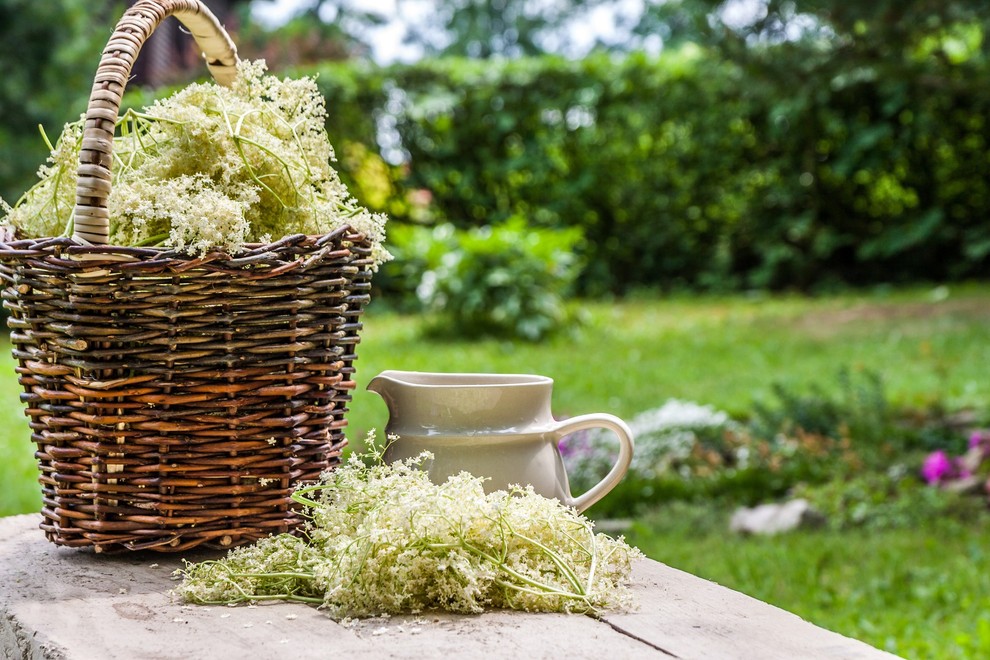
[367,370,634,512]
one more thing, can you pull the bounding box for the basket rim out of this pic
[0,225,373,275]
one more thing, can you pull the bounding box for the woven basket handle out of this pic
[73,0,239,245]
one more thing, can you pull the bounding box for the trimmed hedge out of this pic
[8,36,987,294]
[308,42,990,293]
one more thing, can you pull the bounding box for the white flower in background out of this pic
[561,399,738,489]
[632,399,730,433]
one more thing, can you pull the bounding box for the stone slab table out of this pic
[0,514,900,660]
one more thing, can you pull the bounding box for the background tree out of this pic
[252,0,615,59]
[0,0,114,204]
[405,0,611,58]
[246,0,386,62]
[632,0,990,287]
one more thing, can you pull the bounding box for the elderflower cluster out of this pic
[3,60,388,262]
[176,437,643,618]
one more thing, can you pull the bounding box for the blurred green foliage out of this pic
[748,368,891,456]
[0,0,118,205]
[5,1,990,295]
[233,0,369,66]
[312,42,990,292]
[381,220,584,340]
[573,367,989,518]
[313,50,752,295]
[307,0,990,293]
[793,472,983,532]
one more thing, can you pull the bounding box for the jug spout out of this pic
[366,370,409,416]
[368,370,442,417]
[366,370,405,398]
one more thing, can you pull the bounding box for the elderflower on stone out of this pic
[2,60,389,263]
[175,435,643,618]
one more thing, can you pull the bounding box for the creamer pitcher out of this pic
[367,370,634,513]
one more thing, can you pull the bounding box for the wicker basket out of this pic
[0,0,374,552]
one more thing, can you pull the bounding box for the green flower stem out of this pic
[585,535,600,596]
[503,524,587,596]
[423,535,587,600]
[192,592,325,605]
[282,118,314,179]
[422,505,593,604]
[228,571,317,581]
[291,484,327,509]
[456,537,590,603]
[494,579,594,610]
[344,539,375,589]
[131,108,187,126]
[553,522,599,593]
[53,169,71,238]
[133,233,169,247]
[38,124,56,152]
[217,94,294,208]
[231,134,295,206]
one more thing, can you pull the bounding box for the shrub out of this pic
[748,368,895,464]
[371,222,452,312]
[416,219,583,341]
[306,41,990,294]
[562,398,862,517]
[383,50,753,295]
[793,472,981,531]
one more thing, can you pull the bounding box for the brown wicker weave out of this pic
[0,0,374,552]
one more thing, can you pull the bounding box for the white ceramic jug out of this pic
[367,370,634,513]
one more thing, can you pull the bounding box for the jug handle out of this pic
[553,414,634,513]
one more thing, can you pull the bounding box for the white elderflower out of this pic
[175,432,642,618]
[2,61,389,263]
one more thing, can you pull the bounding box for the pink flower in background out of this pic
[968,430,990,455]
[923,430,990,494]
[969,432,983,449]
[921,450,952,484]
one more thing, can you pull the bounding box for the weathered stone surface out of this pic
[0,514,896,659]
[729,498,825,535]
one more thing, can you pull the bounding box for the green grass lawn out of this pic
[347,283,990,433]
[2,283,989,657]
[0,352,36,516]
[628,511,990,660]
